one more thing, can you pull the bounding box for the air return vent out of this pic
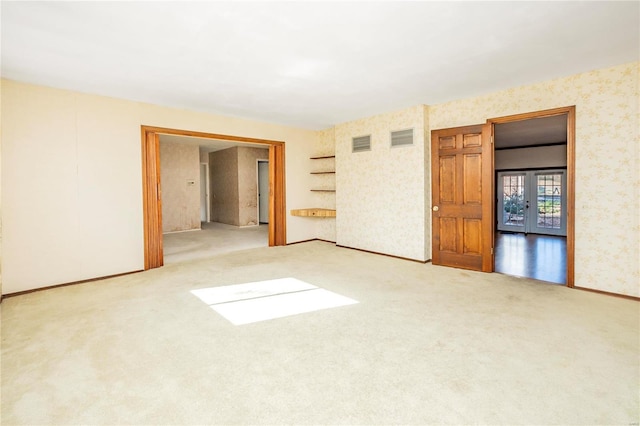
[352,135,371,153]
[391,128,414,147]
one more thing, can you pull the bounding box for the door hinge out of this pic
[490,136,494,144]
[491,247,494,255]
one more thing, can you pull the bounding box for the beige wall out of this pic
[1,79,318,294]
[210,148,240,226]
[335,105,428,261]
[238,147,269,226]
[160,141,201,233]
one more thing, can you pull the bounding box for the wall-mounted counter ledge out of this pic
[291,208,336,217]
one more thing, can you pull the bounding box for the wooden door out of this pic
[431,124,493,272]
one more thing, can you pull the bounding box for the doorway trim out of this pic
[487,106,576,287]
[141,126,286,270]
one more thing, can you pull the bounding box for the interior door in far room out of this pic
[258,160,269,224]
[200,163,209,222]
[498,170,567,236]
[431,124,493,272]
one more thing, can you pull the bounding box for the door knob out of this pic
[433,206,439,211]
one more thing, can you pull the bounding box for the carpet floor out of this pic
[1,241,638,425]
[163,222,268,264]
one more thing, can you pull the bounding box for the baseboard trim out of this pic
[286,239,428,263]
[163,228,201,235]
[573,286,639,301]
[336,244,428,264]
[2,270,144,300]
[287,238,337,245]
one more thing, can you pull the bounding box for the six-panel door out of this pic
[431,124,493,272]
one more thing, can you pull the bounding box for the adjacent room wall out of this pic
[495,145,567,170]
[1,79,318,294]
[335,105,428,261]
[209,146,269,227]
[428,61,640,297]
[159,140,201,233]
[238,147,269,226]
[210,147,240,226]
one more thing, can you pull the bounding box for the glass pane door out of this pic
[497,170,567,236]
[497,173,526,232]
[531,171,567,236]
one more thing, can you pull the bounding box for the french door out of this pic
[497,170,567,236]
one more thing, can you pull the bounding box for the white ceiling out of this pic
[494,115,568,149]
[2,2,638,130]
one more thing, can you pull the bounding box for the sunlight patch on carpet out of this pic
[191,278,358,325]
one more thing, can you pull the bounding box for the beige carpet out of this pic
[163,221,268,264]
[1,241,638,425]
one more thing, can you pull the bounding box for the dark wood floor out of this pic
[494,232,567,285]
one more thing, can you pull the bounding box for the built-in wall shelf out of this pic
[291,208,336,218]
[308,155,336,218]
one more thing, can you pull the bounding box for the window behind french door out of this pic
[497,170,567,236]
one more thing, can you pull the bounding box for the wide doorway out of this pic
[491,110,573,285]
[141,126,286,270]
[158,134,272,264]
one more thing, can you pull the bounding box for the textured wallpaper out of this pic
[429,62,639,297]
[210,147,239,226]
[335,105,428,261]
[237,147,269,226]
[159,141,201,233]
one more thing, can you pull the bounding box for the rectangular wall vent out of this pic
[352,135,371,153]
[391,128,414,147]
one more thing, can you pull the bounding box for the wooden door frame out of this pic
[141,125,286,270]
[487,106,576,287]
